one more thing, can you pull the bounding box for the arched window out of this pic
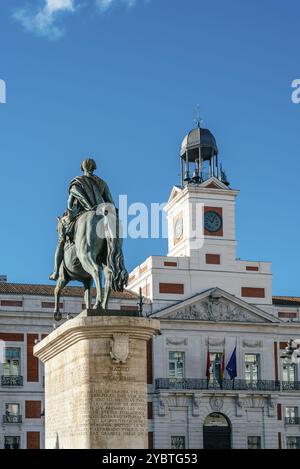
[203,413,231,449]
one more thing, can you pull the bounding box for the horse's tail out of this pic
[101,206,128,292]
[107,236,128,292]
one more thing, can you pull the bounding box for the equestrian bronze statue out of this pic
[50,158,128,321]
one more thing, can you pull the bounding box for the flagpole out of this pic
[206,337,210,389]
[220,337,224,390]
[233,337,237,390]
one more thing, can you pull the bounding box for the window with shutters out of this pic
[3,348,21,376]
[4,436,20,449]
[286,436,300,449]
[247,436,261,449]
[168,352,185,379]
[244,354,260,383]
[4,403,21,423]
[282,358,297,383]
[171,436,185,449]
[285,407,298,425]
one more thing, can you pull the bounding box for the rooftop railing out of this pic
[285,417,300,425]
[3,414,22,424]
[1,375,23,386]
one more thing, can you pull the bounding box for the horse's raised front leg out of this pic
[54,275,67,321]
[83,278,93,310]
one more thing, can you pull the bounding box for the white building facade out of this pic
[127,125,300,450]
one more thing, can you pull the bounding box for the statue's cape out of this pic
[69,174,108,209]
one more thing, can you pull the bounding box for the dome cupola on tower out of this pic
[179,120,228,187]
[180,127,218,162]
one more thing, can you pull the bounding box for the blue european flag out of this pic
[226,346,237,380]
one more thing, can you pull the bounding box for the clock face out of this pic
[204,210,222,233]
[174,217,183,240]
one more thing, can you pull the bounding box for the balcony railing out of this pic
[1,375,23,386]
[3,414,22,424]
[285,417,300,425]
[155,378,281,392]
[282,381,300,391]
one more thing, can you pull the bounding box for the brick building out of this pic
[0,284,140,449]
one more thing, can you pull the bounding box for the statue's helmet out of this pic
[81,158,97,173]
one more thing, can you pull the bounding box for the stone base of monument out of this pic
[34,313,160,449]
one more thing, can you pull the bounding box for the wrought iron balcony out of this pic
[285,417,300,425]
[3,414,22,424]
[1,375,23,386]
[155,378,281,392]
[282,381,300,391]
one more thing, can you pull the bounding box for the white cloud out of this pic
[46,0,75,14]
[13,0,77,40]
[14,0,147,39]
[95,0,138,12]
[96,0,114,12]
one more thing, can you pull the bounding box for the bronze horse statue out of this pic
[53,203,128,321]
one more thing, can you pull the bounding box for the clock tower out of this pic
[128,121,272,309]
[166,125,239,267]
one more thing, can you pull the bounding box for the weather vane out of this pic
[193,105,203,128]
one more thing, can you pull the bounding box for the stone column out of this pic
[34,313,160,449]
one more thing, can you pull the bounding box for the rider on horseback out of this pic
[49,158,115,281]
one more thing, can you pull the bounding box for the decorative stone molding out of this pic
[158,399,166,417]
[209,396,224,412]
[252,398,265,408]
[205,337,225,347]
[157,394,200,417]
[236,395,245,417]
[166,395,190,407]
[192,395,200,417]
[166,297,266,323]
[34,315,160,362]
[236,395,270,416]
[242,340,263,348]
[166,337,188,346]
[267,396,276,417]
[240,397,254,408]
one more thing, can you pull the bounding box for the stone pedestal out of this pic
[34,313,160,449]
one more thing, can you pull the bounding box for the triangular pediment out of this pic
[200,177,230,190]
[168,186,183,203]
[151,288,280,324]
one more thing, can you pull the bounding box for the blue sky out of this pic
[0,0,299,295]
